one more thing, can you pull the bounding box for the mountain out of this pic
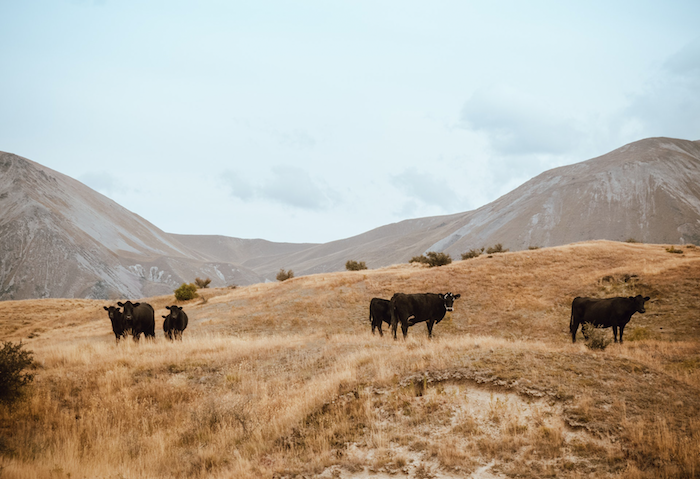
[2,137,699,300]
[242,137,700,277]
[0,153,311,300]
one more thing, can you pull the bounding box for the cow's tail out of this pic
[570,300,578,343]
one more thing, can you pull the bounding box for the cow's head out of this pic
[117,301,140,328]
[104,305,124,336]
[630,295,651,313]
[165,305,184,320]
[439,292,461,312]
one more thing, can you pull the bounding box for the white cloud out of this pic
[391,167,462,211]
[222,165,334,211]
[459,84,583,156]
[618,37,700,141]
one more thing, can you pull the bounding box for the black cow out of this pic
[163,305,188,341]
[390,292,461,339]
[570,295,651,344]
[103,305,127,343]
[369,298,392,336]
[117,301,155,341]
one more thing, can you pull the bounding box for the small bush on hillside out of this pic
[174,283,198,301]
[0,341,35,406]
[194,277,211,289]
[486,243,509,254]
[461,248,484,260]
[666,246,683,254]
[411,251,452,267]
[345,260,367,271]
[528,246,540,250]
[582,323,612,350]
[626,238,639,243]
[409,255,429,265]
[276,269,294,281]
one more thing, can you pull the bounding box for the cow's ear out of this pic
[162,315,167,319]
[628,296,635,300]
[133,302,141,307]
[644,296,650,301]
[454,294,461,299]
[165,306,171,310]
[117,302,124,307]
[104,306,109,311]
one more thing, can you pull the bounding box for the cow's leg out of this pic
[426,320,435,338]
[377,323,383,337]
[619,324,625,344]
[391,317,398,340]
[613,325,619,343]
[571,321,578,343]
[401,319,409,339]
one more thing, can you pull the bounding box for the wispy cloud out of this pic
[459,83,582,156]
[222,165,334,210]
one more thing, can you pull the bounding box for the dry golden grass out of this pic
[0,240,699,478]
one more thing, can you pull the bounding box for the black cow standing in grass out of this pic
[369,297,392,336]
[163,305,188,341]
[390,292,461,339]
[570,295,651,344]
[117,301,155,341]
[104,305,128,343]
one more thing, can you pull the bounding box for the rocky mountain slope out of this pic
[0,153,310,300]
[253,137,700,277]
[2,137,699,300]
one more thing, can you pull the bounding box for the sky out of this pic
[1,1,699,244]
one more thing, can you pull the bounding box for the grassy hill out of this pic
[1,241,699,478]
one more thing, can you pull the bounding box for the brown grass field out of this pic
[1,240,699,478]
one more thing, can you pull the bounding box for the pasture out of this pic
[1,240,699,478]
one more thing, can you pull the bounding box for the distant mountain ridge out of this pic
[1,137,699,300]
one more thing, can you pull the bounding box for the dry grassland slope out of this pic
[0,241,699,478]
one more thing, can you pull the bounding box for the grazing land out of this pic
[1,240,699,478]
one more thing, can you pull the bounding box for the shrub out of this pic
[194,277,211,289]
[345,260,367,271]
[174,283,198,301]
[626,238,639,243]
[0,341,35,406]
[582,323,612,350]
[528,246,540,250]
[666,246,683,254]
[461,248,484,260]
[276,269,294,281]
[486,243,509,254]
[409,255,429,265]
[410,251,452,267]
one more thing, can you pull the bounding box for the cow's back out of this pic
[134,303,156,335]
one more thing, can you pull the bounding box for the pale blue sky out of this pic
[1,1,699,243]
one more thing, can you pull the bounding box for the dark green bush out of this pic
[0,341,35,406]
[666,246,683,254]
[174,283,199,301]
[276,269,294,281]
[486,243,509,254]
[461,248,484,260]
[410,251,452,267]
[409,255,429,264]
[194,277,211,288]
[528,246,540,250]
[345,260,367,271]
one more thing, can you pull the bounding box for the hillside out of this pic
[2,137,700,300]
[254,137,700,278]
[0,152,303,300]
[1,241,699,478]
